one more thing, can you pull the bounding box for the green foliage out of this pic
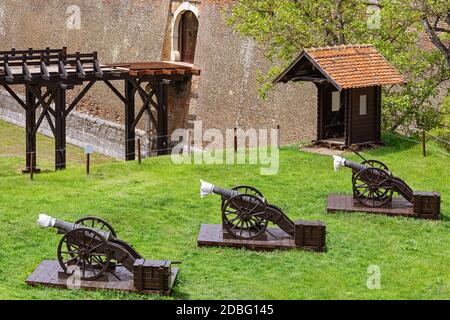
[429,94,450,150]
[227,0,450,131]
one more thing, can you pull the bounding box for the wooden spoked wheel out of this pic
[353,167,393,207]
[75,216,117,237]
[221,185,264,210]
[57,228,111,281]
[361,159,389,172]
[222,194,268,240]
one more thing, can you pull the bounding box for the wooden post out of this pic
[234,127,238,152]
[187,130,191,155]
[422,130,426,157]
[157,80,169,155]
[30,152,34,180]
[55,88,67,170]
[86,153,90,175]
[124,80,136,161]
[137,138,142,164]
[25,86,37,173]
[277,125,280,148]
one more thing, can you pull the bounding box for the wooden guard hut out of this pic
[274,44,405,147]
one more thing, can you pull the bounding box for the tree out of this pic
[227,0,450,132]
[412,0,450,69]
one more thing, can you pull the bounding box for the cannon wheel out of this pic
[222,193,268,240]
[353,160,391,202]
[57,227,111,281]
[361,159,389,172]
[353,167,393,207]
[221,185,264,213]
[75,216,117,237]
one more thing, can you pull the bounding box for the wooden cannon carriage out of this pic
[327,152,441,220]
[197,181,327,252]
[26,215,179,295]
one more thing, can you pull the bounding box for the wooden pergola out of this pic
[0,47,200,172]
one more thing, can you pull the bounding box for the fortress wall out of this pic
[0,0,317,155]
[192,0,317,144]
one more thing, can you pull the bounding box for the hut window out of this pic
[359,95,367,115]
[332,91,340,112]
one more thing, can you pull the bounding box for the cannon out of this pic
[31,214,179,295]
[332,155,415,207]
[199,180,326,251]
[330,152,440,219]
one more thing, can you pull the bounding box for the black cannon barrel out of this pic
[37,214,113,240]
[212,186,240,199]
[201,180,261,203]
[333,155,367,173]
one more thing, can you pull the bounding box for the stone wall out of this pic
[190,0,317,144]
[0,90,149,159]
[0,0,172,124]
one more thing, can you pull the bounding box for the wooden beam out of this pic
[2,85,27,110]
[103,80,127,104]
[32,90,56,136]
[292,76,328,83]
[64,80,95,117]
[55,88,66,170]
[124,79,136,161]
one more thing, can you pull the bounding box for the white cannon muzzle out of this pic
[200,180,215,198]
[333,155,346,172]
[37,214,56,228]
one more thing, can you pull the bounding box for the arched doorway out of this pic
[178,11,198,63]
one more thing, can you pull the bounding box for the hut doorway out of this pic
[319,84,345,142]
[178,11,198,64]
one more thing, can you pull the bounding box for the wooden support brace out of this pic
[76,59,86,79]
[64,81,95,117]
[58,58,68,80]
[41,61,50,80]
[4,60,14,82]
[104,80,127,104]
[2,85,27,110]
[32,90,56,136]
[22,61,32,81]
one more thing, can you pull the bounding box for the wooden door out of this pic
[179,11,198,63]
[349,87,377,144]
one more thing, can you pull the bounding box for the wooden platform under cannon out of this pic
[327,194,440,220]
[26,260,179,296]
[197,224,325,252]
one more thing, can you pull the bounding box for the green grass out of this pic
[0,120,112,175]
[0,120,449,300]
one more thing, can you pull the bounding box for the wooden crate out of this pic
[133,259,172,292]
[294,220,326,252]
[413,191,440,218]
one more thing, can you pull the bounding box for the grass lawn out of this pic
[0,120,449,300]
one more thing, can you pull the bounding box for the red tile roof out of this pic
[275,44,406,90]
